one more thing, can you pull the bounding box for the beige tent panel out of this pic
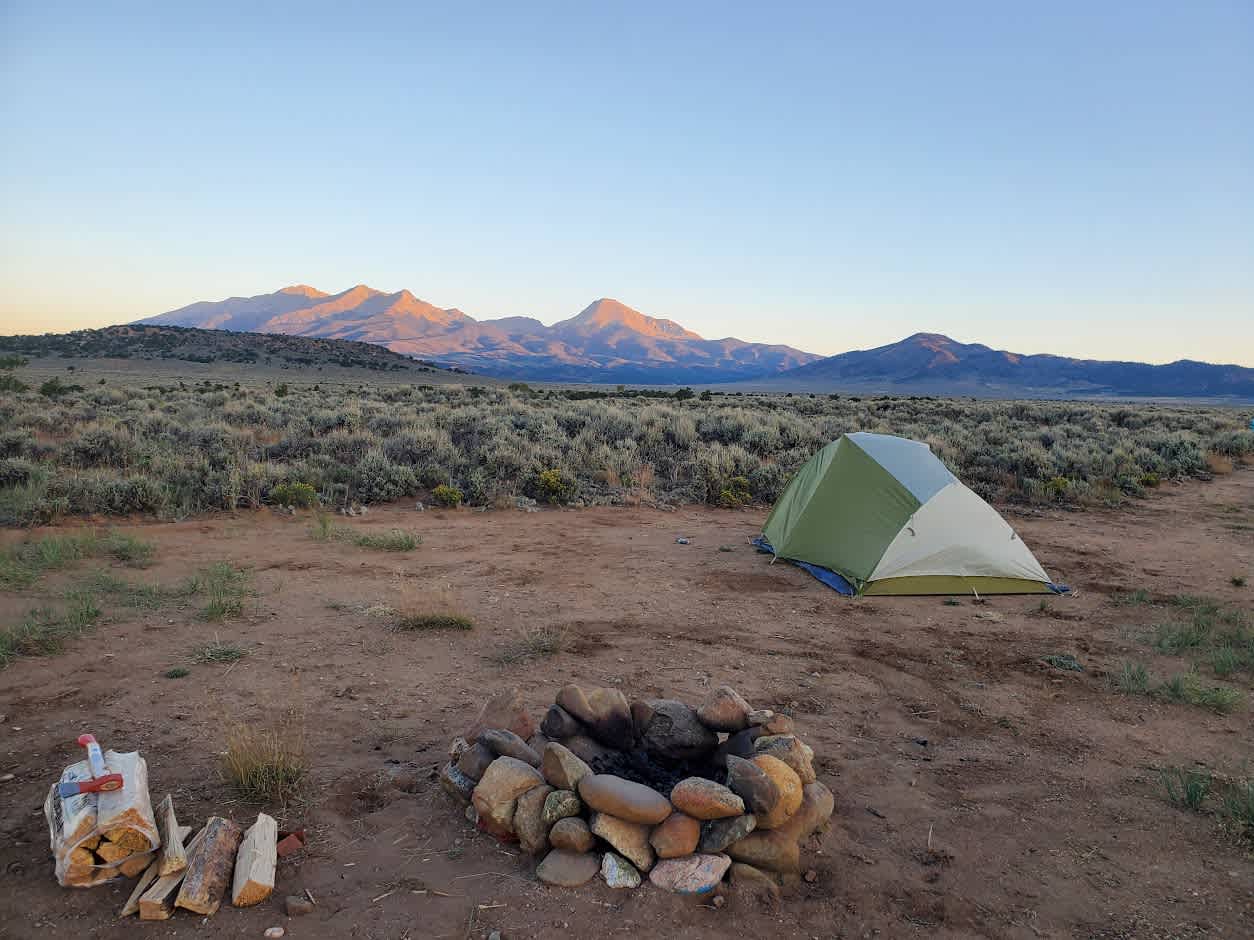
[868,481,1050,585]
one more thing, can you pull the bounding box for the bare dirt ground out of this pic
[1,471,1251,939]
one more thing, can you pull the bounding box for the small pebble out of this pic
[284,895,315,916]
[264,929,285,939]
[0,773,14,783]
[804,868,818,883]
[712,895,726,908]
[488,932,502,940]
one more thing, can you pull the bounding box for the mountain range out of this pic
[141,285,818,383]
[768,333,1254,399]
[140,285,1254,398]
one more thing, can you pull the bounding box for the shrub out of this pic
[353,448,417,504]
[432,484,463,507]
[274,383,289,397]
[535,467,576,504]
[270,481,318,508]
[717,475,752,508]
[39,377,82,398]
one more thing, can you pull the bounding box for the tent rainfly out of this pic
[758,432,1064,596]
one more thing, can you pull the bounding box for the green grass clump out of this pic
[1112,589,1152,606]
[1233,575,1247,587]
[1160,765,1212,812]
[187,562,250,621]
[0,594,103,665]
[309,513,419,551]
[349,529,420,552]
[191,636,247,664]
[0,528,155,591]
[1152,672,1242,714]
[1222,780,1254,843]
[164,666,190,679]
[1110,660,1150,695]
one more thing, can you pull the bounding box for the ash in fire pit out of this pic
[439,683,834,897]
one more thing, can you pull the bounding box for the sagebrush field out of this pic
[2,374,1252,524]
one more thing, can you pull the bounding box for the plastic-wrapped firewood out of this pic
[44,751,159,888]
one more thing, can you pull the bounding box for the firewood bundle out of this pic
[44,750,160,887]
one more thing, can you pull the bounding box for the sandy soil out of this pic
[1,471,1251,939]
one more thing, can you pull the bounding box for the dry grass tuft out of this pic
[222,708,307,804]
[1206,452,1234,475]
[390,579,473,632]
[492,624,571,664]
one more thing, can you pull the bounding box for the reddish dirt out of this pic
[1,470,1251,939]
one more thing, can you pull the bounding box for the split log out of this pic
[119,851,154,878]
[175,816,243,915]
[108,827,151,857]
[155,795,188,876]
[231,813,277,907]
[81,836,101,851]
[96,841,131,863]
[69,847,95,868]
[120,827,195,917]
[120,859,162,917]
[139,826,209,920]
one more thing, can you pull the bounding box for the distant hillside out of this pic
[141,285,821,383]
[771,333,1254,400]
[0,324,460,374]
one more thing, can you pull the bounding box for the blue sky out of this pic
[2,2,1251,364]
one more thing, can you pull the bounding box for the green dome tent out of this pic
[758,432,1061,596]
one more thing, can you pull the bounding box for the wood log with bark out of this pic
[175,816,243,915]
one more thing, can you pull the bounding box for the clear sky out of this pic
[2,2,1251,364]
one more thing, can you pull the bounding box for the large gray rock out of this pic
[556,685,634,749]
[579,774,673,825]
[541,742,592,790]
[725,755,781,819]
[632,699,718,760]
[540,704,583,740]
[456,741,496,781]
[514,784,554,855]
[699,814,756,853]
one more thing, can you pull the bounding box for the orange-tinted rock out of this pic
[754,735,816,784]
[670,777,745,820]
[549,817,595,853]
[776,781,835,842]
[541,742,592,790]
[726,829,800,873]
[465,688,536,743]
[589,813,655,872]
[471,756,544,835]
[649,812,701,859]
[749,755,802,829]
[697,685,752,732]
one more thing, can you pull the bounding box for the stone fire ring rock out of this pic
[453,684,831,897]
